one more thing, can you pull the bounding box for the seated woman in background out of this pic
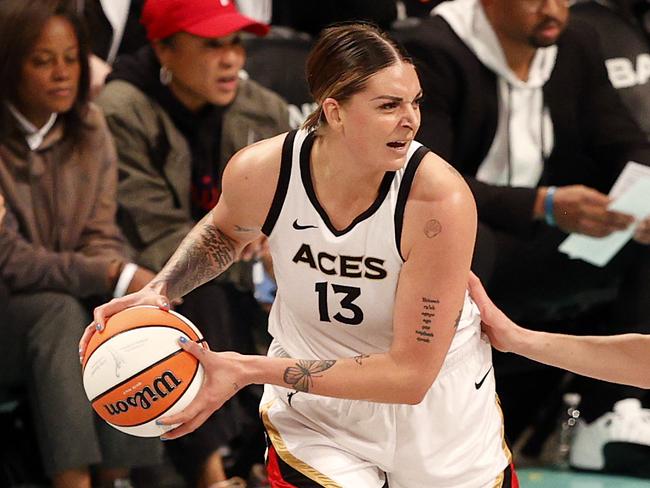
[96,0,290,485]
[0,1,161,487]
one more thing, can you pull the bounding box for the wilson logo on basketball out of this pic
[103,370,183,416]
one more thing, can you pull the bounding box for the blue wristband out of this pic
[544,186,557,227]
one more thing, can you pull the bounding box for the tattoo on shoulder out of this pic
[353,354,369,366]
[444,162,464,180]
[424,219,442,238]
[283,359,336,393]
[416,297,439,343]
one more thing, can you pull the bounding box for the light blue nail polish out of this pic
[179,336,188,344]
[160,436,169,441]
[95,323,102,332]
[155,419,163,425]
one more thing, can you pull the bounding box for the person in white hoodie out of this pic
[395,0,650,476]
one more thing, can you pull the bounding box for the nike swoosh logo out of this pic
[475,365,493,390]
[292,219,318,230]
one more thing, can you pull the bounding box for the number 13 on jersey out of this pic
[315,282,364,326]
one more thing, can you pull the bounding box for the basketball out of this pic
[81,306,206,437]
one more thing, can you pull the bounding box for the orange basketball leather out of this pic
[91,349,200,427]
[82,307,201,369]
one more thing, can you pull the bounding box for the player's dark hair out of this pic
[303,22,412,131]
[0,0,91,144]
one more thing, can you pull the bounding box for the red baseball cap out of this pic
[141,0,269,41]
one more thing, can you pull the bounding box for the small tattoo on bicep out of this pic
[283,360,336,393]
[424,219,442,238]
[416,297,439,343]
[353,354,369,365]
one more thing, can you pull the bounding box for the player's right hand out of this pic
[78,287,170,363]
[553,185,634,237]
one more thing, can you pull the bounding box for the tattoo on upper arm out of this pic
[424,219,442,238]
[283,359,336,393]
[453,308,462,329]
[150,221,236,299]
[444,162,464,180]
[353,354,369,365]
[416,297,438,343]
[234,224,257,233]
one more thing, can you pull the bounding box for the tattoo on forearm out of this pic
[283,359,336,392]
[416,297,438,343]
[424,219,442,238]
[353,354,369,365]
[150,220,236,299]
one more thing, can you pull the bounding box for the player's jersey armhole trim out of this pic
[394,145,430,261]
[261,130,297,236]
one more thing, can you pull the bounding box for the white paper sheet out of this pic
[558,162,650,267]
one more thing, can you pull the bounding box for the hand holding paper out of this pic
[552,185,633,237]
[559,162,650,267]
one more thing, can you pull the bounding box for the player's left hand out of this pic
[156,339,246,439]
[633,217,650,245]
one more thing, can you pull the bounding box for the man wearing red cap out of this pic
[96,0,289,486]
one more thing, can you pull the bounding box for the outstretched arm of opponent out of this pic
[158,152,478,438]
[469,273,650,389]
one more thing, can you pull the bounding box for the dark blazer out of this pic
[83,0,147,62]
[395,16,650,236]
[571,1,650,136]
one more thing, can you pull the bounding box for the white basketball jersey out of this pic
[262,129,479,360]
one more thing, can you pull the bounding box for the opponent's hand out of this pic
[633,216,650,245]
[553,185,634,237]
[156,339,245,439]
[78,286,170,363]
[468,273,522,353]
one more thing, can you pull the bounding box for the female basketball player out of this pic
[469,272,650,389]
[82,24,518,487]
